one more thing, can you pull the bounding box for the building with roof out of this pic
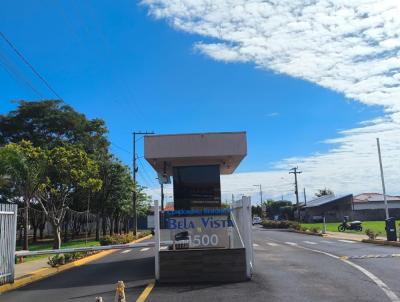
[352,193,400,220]
[301,193,400,222]
[301,194,354,222]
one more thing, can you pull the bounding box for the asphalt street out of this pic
[148,227,400,302]
[1,228,399,302]
[0,244,155,302]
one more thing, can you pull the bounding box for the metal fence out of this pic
[0,203,18,285]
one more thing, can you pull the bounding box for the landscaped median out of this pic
[0,233,153,294]
[261,220,324,236]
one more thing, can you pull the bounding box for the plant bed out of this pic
[262,220,300,229]
[47,251,99,267]
[361,239,400,247]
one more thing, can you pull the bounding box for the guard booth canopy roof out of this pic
[144,132,247,176]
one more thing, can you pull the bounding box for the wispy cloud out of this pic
[266,112,279,117]
[142,0,400,199]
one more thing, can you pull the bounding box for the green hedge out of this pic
[99,231,151,246]
[100,234,135,246]
[262,220,300,230]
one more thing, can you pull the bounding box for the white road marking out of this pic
[342,258,400,302]
[140,247,150,252]
[285,242,400,302]
[338,239,356,244]
[285,242,298,246]
[253,243,260,247]
[303,241,317,245]
[320,240,334,244]
[267,242,279,247]
[121,249,132,254]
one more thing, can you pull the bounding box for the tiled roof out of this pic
[353,193,400,203]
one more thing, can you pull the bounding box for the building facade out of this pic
[353,193,400,220]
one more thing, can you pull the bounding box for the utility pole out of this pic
[160,183,164,211]
[253,184,263,205]
[376,138,389,219]
[133,131,154,236]
[289,167,302,221]
[303,188,307,206]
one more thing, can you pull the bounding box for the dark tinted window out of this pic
[173,165,221,209]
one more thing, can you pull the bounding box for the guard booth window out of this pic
[173,165,221,209]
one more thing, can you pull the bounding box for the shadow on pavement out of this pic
[16,256,154,291]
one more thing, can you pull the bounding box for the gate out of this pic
[231,196,254,278]
[0,203,17,285]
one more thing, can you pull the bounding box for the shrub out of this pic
[137,231,152,239]
[310,227,320,234]
[262,220,299,229]
[100,233,135,246]
[365,229,380,240]
[48,254,65,267]
[300,226,309,232]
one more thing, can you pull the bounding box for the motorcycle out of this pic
[338,216,362,232]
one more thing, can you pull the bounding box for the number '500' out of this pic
[189,234,219,246]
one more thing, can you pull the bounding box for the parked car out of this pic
[252,216,262,225]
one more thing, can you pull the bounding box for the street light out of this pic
[253,184,263,205]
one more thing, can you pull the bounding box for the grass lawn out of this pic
[16,239,100,263]
[301,220,399,235]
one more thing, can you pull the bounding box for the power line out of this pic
[137,156,157,187]
[0,49,44,98]
[0,31,62,99]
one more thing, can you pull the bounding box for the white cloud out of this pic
[142,0,400,201]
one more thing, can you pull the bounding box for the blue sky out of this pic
[1,1,399,201]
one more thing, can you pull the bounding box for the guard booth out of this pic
[145,132,253,283]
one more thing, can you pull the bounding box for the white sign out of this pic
[166,215,231,248]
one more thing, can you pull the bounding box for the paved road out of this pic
[0,245,155,302]
[148,227,400,302]
[2,229,399,302]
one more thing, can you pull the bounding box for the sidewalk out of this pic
[15,258,50,280]
[326,231,386,242]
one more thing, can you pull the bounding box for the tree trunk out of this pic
[18,227,23,246]
[33,226,37,243]
[39,225,44,239]
[23,204,29,250]
[102,215,107,237]
[63,220,68,243]
[52,224,62,250]
[110,216,114,236]
[95,214,100,241]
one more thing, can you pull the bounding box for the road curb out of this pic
[0,234,153,294]
[286,229,327,237]
[361,238,400,247]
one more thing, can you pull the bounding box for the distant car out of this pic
[252,216,262,225]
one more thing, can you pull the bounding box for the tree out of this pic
[93,158,150,237]
[37,145,102,249]
[0,141,46,250]
[263,200,294,220]
[0,100,109,155]
[315,188,334,197]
